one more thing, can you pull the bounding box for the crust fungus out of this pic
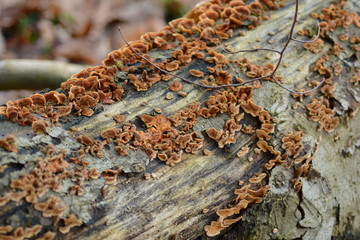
[240,99,262,117]
[256,129,271,141]
[306,98,339,132]
[0,165,7,174]
[169,80,183,92]
[165,61,180,72]
[256,140,273,153]
[89,168,100,180]
[178,18,196,35]
[44,91,67,105]
[200,27,219,43]
[249,173,267,184]
[206,128,221,141]
[303,38,324,53]
[158,150,183,167]
[0,192,12,207]
[236,146,250,158]
[281,131,304,157]
[44,153,70,173]
[249,1,263,16]
[101,128,117,140]
[321,84,334,98]
[34,196,65,218]
[350,73,359,85]
[141,114,171,132]
[101,167,123,185]
[258,110,271,124]
[0,226,13,235]
[36,231,56,240]
[15,97,33,108]
[259,0,280,9]
[69,185,84,196]
[116,145,129,156]
[0,225,43,240]
[77,135,95,146]
[260,123,275,133]
[59,214,82,234]
[189,69,205,78]
[242,125,255,135]
[0,135,17,152]
[29,94,46,109]
[198,18,216,29]
[32,120,50,135]
[51,105,73,121]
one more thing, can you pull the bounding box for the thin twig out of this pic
[118,27,258,89]
[118,0,323,94]
[291,21,321,43]
[224,48,281,54]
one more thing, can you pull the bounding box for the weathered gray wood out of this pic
[0,0,359,239]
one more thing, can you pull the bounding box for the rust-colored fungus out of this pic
[29,94,46,108]
[321,84,334,98]
[59,214,82,234]
[350,73,359,85]
[89,168,100,180]
[165,60,180,72]
[113,114,125,123]
[141,114,171,132]
[200,27,218,43]
[306,98,339,132]
[32,120,50,135]
[36,231,56,240]
[169,80,183,92]
[116,145,129,156]
[206,128,220,141]
[0,0,356,237]
[249,173,267,184]
[240,99,262,117]
[236,146,250,158]
[293,153,315,192]
[77,135,95,146]
[44,91,66,105]
[260,123,275,133]
[101,128,117,140]
[34,196,65,218]
[256,129,271,141]
[0,226,13,234]
[189,69,205,78]
[0,135,17,152]
[101,167,123,185]
[0,165,7,174]
[281,131,304,157]
[303,38,324,53]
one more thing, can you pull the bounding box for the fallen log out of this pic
[0,0,359,239]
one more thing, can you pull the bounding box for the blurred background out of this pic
[0,0,200,104]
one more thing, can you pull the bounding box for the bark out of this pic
[0,0,359,239]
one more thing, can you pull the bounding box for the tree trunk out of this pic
[0,0,359,239]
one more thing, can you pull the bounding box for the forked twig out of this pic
[118,27,261,89]
[118,0,323,94]
[225,0,323,94]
